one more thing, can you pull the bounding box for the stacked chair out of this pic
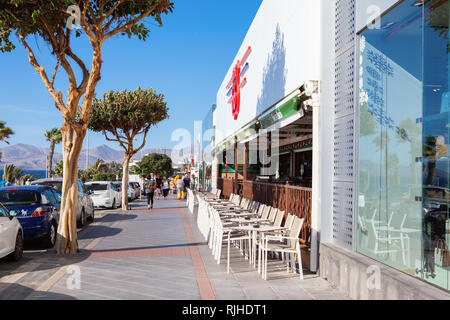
[203,192,304,279]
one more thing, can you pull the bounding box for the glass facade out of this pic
[357,0,450,290]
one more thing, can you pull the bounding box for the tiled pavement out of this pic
[0,195,350,300]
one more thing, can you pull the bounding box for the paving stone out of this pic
[0,196,350,300]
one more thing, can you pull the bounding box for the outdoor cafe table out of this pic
[228,225,288,269]
[220,212,255,218]
[229,218,269,224]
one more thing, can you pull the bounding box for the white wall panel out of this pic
[215,0,321,144]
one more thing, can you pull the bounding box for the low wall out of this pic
[319,242,450,300]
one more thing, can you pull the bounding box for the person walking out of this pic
[176,175,183,199]
[182,174,191,199]
[162,177,170,200]
[143,175,156,210]
[155,174,162,200]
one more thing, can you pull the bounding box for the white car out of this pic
[113,181,135,202]
[85,181,121,209]
[0,202,23,261]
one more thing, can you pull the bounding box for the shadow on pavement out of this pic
[0,214,138,278]
[87,242,208,253]
[0,282,77,300]
[78,225,123,240]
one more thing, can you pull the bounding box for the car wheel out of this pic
[88,209,94,223]
[111,199,116,209]
[77,209,86,228]
[43,222,57,248]
[8,232,23,262]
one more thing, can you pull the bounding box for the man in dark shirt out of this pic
[182,174,191,199]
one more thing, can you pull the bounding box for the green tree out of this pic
[89,87,169,210]
[0,0,174,254]
[54,160,64,177]
[3,164,24,184]
[131,153,173,179]
[92,172,115,181]
[19,174,35,185]
[103,162,123,180]
[44,128,62,178]
[0,121,13,144]
[78,168,93,183]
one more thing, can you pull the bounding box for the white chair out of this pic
[260,217,305,280]
[267,207,278,223]
[211,210,249,266]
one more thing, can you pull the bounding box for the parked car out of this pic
[0,186,60,248]
[85,181,121,209]
[31,178,94,227]
[132,182,141,198]
[0,201,23,261]
[129,182,139,200]
[113,182,133,202]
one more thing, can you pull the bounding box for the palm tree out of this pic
[44,128,62,178]
[19,174,35,185]
[3,164,25,184]
[54,160,64,177]
[0,121,13,144]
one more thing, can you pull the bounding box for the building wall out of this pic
[215,0,321,145]
[320,0,401,252]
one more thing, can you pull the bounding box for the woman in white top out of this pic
[162,177,170,199]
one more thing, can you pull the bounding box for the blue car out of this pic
[0,186,60,248]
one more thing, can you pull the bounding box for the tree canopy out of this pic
[131,153,173,178]
[89,87,169,154]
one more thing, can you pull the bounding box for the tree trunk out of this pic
[122,154,131,211]
[48,140,56,178]
[55,124,85,254]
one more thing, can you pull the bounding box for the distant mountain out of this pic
[0,143,193,169]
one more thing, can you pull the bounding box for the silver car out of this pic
[31,178,95,227]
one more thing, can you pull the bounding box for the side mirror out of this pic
[9,210,17,219]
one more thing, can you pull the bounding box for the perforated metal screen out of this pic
[332,0,356,250]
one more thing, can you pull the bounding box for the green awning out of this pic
[213,90,304,154]
[259,97,301,130]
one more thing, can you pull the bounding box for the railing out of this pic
[218,178,312,248]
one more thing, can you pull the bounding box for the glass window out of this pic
[358,0,450,291]
[87,183,108,191]
[52,190,61,203]
[34,181,62,193]
[357,0,423,278]
[0,190,41,206]
[422,0,450,290]
[0,206,8,217]
[42,189,56,204]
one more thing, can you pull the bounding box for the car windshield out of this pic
[0,190,41,206]
[87,184,108,191]
[35,181,62,193]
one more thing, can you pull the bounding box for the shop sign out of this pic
[259,97,301,130]
[226,46,252,120]
[279,138,312,153]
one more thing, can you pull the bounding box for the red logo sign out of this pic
[226,46,251,121]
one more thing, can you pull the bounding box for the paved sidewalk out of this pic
[0,196,349,300]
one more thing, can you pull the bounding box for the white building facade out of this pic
[210,0,450,298]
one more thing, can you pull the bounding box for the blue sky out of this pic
[0,0,262,152]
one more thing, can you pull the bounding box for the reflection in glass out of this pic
[357,0,423,281]
[423,0,450,289]
[358,0,450,291]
